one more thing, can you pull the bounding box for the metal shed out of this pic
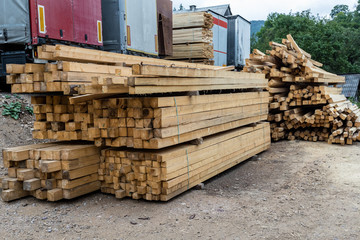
[227,15,251,68]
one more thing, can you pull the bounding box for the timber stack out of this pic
[168,12,214,64]
[2,142,100,202]
[243,34,360,145]
[1,44,270,202]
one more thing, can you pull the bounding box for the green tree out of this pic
[252,3,360,74]
[330,4,349,18]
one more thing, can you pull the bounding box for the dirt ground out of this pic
[0,93,360,239]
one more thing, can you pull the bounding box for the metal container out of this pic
[0,0,31,45]
[0,0,102,46]
[72,0,103,46]
[0,0,103,78]
[157,0,173,56]
[227,15,251,69]
[102,0,159,56]
[209,10,228,66]
[29,0,103,46]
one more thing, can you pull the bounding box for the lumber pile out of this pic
[31,96,95,141]
[1,44,270,202]
[169,12,214,64]
[1,142,100,202]
[173,28,213,45]
[172,12,214,29]
[30,92,269,149]
[6,45,266,95]
[244,34,360,145]
[100,123,270,201]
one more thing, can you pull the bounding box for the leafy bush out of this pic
[0,96,33,120]
[1,102,22,120]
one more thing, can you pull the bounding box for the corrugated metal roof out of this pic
[175,4,232,17]
[196,4,232,16]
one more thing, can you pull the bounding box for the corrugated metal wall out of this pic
[341,74,360,99]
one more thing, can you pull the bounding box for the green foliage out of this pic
[0,96,33,119]
[1,102,22,120]
[252,3,360,75]
[25,106,33,115]
[250,20,265,39]
[349,93,360,108]
[330,5,349,18]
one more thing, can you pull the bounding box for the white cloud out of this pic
[172,0,358,20]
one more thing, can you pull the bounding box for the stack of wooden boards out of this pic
[100,123,270,201]
[1,44,270,202]
[6,45,266,95]
[1,142,100,202]
[243,34,360,145]
[169,12,214,64]
[31,92,269,149]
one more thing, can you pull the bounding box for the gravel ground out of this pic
[0,93,359,239]
[0,93,47,177]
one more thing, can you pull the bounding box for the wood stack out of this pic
[31,96,95,141]
[30,92,269,149]
[1,142,100,202]
[91,92,268,149]
[169,12,214,64]
[99,123,270,201]
[173,28,213,45]
[173,12,214,29]
[6,45,266,95]
[244,34,360,145]
[1,44,270,202]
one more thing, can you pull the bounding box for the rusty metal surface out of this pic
[157,0,173,56]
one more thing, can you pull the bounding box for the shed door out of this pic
[34,0,74,42]
[73,0,103,46]
[0,0,31,44]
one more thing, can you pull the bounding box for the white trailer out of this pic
[102,0,159,56]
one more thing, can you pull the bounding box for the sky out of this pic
[171,0,359,20]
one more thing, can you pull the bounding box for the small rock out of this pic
[194,183,205,190]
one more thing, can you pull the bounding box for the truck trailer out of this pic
[101,0,159,56]
[0,0,103,79]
